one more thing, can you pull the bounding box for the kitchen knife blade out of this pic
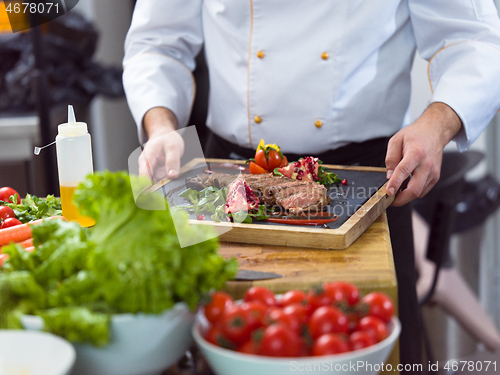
[234,269,284,281]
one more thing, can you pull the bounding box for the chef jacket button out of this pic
[254,116,262,124]
[257,51,265,59]
[315,120,323,128]
[321,52,329,60]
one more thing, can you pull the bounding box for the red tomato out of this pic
[298,338,311,357]
[254,149,285,172]
[279,155,288,168]
[308,286,335,311]
[349,330,376,350]
[221,304,253,344]
[281,290,307,307]
[283,303,309,324]
[204,291,233,325]
[262,307,301,334]
[244,286,276,307]
[241,301,267,330]
[0,217,22,229]
[323,281,360,306]
[0,187,21,204]
[356,316,389,343]
[259,323,301,357]
[249,161,268,174]
[359,292,394,323]
[238,339,260,355]
[308,306,349,339]
[266,149,283,170]
[312,333,350,356]
[254,149,270,170]
[0,206,16,221]
[205,325,235,350]
[346,311,361,333]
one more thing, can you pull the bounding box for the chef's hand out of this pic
[385,102,463,206]
[139,107,184,181]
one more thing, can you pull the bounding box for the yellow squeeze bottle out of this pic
[55,105,95,227]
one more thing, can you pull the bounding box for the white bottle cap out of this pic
[57,105,88,137]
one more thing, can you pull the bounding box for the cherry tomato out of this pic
[238,339,260,355]
[0,217,22,229]
[0,206,16,221]
[308,306,349,339]
[281,290,307,307]
[323,281,360,306]
[359,292,394,323]
[279,155,288,168]
[254,149,285,172]
[205,325,235,350]
[266,149,284,170]
[0,187,21,204]
[249,161,268,174]
[355,316,389,343]
[308,286,335,311]
[244,286,276,307]
[283,303,309,324]
[259,323,301,357]
[346,311,361,333]
[298,338,311,357]
[254,149,270,170]
[221,304,253,344]
[312,333,350,356]
[262,307,301,334]
[349,330,376,350]
[204,291,233,325]
[241,301,267,330]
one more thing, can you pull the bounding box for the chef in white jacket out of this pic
[123,0,500,369]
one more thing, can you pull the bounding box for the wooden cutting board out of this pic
[150,158,395,250]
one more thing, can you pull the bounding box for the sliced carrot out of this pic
[25,246,35,253]
[19,237,33,248]
[0,216,65,247]
[0,223,32,247]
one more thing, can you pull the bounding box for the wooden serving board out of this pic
[149,158,395,250]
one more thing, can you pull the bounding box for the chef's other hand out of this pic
[385,102,463,206]
[139,107,184,182]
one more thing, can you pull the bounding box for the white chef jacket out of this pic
[123,0,500,154]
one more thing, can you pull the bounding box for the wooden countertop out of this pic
[220,213,397,301]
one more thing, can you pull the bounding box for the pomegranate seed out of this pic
[341,179,348,185]
[197,214,205,220]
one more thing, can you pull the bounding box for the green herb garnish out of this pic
[0,194,62,223]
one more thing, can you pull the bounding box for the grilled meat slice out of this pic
[185,171,330,213]
[185,174,213,190]
[279,184,330,214]
[212,173,239,189]
[185,172,244,190]
[248,178,305,206]
[246,176,292,204]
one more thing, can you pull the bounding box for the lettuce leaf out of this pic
[0,171,237,346]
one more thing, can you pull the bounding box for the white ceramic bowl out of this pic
[0,330,76,375]
[193,314,401,375]
[22,303,195,375]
